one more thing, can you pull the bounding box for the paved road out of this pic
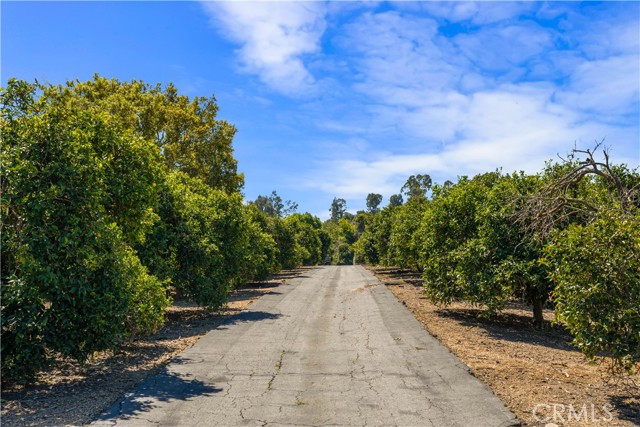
[92,266,518,427]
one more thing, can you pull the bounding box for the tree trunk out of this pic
[532,298,544,328]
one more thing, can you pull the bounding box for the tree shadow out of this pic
[375,267,578,353]
[374,268,423,286]
[240,275,311,288]
[1,288,286,426]
[95,370,222,422]
[227,289,282,301]
[239,266,317,289]
[215,310,282,330]
[434,307,578,353]
[609,394,640,426]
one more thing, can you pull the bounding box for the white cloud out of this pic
[420,1,535,25]
[201,1,327,95]
[302,83,594,198]
[295,5,638,206]
[301,70,637,202]
[561,4,640,59]
[204,3,638,210]
[555,55,640,118]
[345,11,458,90]
[453,22,555,72]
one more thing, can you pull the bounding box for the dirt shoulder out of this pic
[0,267,316,427]
[369,266,639,427]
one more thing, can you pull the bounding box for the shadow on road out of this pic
[217,310,282,330]
[238,265,318,289]
[1,267,308,427]
[227,289,282,301]
[96,371,222,422]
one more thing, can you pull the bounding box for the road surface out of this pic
[91,265,518,427]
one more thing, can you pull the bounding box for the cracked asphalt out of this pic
[90,266,519,427]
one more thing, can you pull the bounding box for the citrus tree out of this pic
[545,208,640,372]
[1,79,169,382]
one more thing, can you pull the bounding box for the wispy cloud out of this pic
[453,22,554,74]
[303,84,600,197]
[298,4,639,206]
[556,55,640,119]
[417,1,535,25]
[201,2,638,211]
[201,1,327,96]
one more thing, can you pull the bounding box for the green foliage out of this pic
[545,209,640,371]
[353,230,376,265]
[337,218,357,245]
[1,76,289,383]
[388,198,428,271]
[331,220,357,265]
[353,211,368,235]
[329,197,347,221]
[366,193,383,213]
[1,79,169,382]
[417,172,553,321]
[334,243,354,265]
[284,213,324,266]
[418,175,498,306]
[250,191,298,218]
[401,174,432,200]
[318,228,332,263]
[270,218,300,269]
[353,206,396,265]
[140,172,248,307]
[253,211,327,270]
[241,206,279,281]
[389,194,403,207]
[321,217,357,265]
[67,74,244,193]
[486,174,553,321]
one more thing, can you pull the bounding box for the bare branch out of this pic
[517,143,636,240]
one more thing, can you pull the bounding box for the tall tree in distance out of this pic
[401,174,432,200]
[330,197,347,222]
[389,194,404,207]
[366,193,383,213]
[251,190,298,218]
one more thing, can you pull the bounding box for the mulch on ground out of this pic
[370,266,639,427]
[1,267,316,427]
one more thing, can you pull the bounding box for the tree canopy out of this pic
[250,190,298,218]
[330,197,347,221]
[366,193,383,213]
[343,154,639,371]
[0,76,329,383]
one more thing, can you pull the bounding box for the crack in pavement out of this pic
[88,266,518,427]
[267,350,286,391]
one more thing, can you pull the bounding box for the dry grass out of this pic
[370,266,639,427]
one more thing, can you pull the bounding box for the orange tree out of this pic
[1,79,169,382]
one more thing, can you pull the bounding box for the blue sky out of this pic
[3,1,639,219]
